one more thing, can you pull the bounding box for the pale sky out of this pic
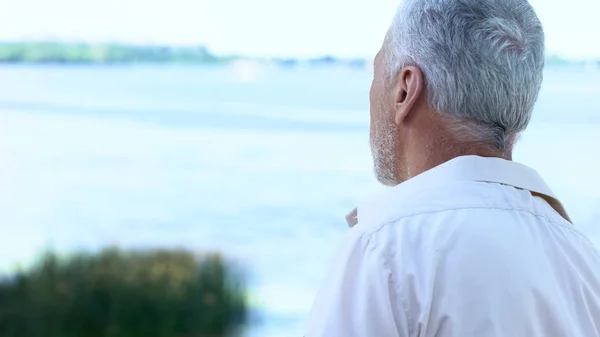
[0,0,598,59]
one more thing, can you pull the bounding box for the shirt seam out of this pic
[365,235,413,337]
[366,205,592,246]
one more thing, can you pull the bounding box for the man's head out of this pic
[369,0,545,186]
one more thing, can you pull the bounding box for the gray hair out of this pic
[384,0,545,150]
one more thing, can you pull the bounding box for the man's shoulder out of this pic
[357,180,514,233]
[354,179,593,262]
[353,179,572,252]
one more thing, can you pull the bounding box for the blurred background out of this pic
[0,0,599,336]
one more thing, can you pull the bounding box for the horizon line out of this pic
[0,39,597,62]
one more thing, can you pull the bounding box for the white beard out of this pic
[370,118,398,186]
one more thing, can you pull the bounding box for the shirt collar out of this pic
[355,155,571,226]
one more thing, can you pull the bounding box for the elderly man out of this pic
[305,0,600,336]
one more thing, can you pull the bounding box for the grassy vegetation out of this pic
[0,247,248,337]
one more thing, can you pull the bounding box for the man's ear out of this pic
[394,66,425,125]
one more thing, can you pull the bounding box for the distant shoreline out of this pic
[0,42,363,66]
[0,42,226,64]
[0,42,597,67]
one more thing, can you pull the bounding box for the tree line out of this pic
[0,42,231,64]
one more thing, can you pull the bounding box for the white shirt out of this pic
[306,155,600,337]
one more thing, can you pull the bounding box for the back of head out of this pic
[385,0,545,150]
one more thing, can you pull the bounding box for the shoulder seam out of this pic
[364,205,589,244]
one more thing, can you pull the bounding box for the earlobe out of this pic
[394,66,424,125]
